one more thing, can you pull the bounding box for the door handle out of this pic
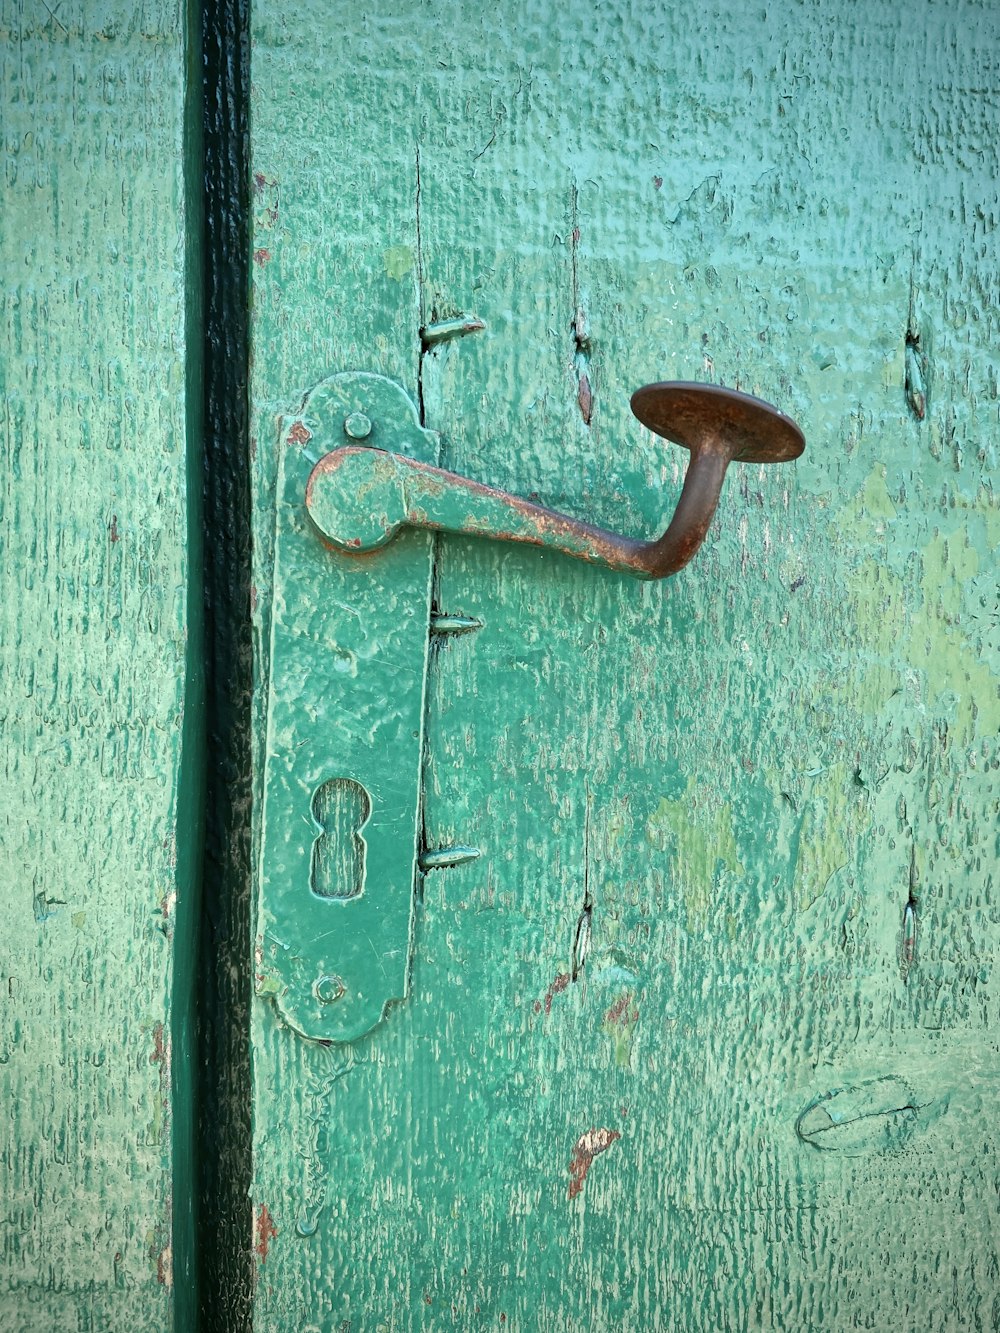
[259,371,804,1045]
[305,382,805,581]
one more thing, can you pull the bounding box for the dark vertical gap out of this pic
[413,138,436,909]
[414,143,428,422]
[198,0,254,1329]
[571,793,593,982]
[173,0,206,1325]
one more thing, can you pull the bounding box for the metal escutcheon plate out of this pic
[256,373,437,1043]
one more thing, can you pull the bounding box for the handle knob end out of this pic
[630,381,805,464]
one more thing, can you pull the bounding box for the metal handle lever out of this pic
[305,382,804,581]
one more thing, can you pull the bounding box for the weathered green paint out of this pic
[259,374,437,1041]
[250,2,999,1329]
[0,3,203,1330]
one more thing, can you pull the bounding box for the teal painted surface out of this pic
[249,2,1000,1328]
[0,3,202,1329]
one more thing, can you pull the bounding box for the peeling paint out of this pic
[156,1245,173,1289]
[255,1204,279,1263]
[568,1128,621,1200]
[602,992,639,1068]
[534,972,571,1015]
[645,781,744,929]
[382,245,415,280]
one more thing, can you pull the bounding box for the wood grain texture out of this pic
[0,4,201,1329]
[249,2,999,1329]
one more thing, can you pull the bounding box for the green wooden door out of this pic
[9,3,998,1332]
[1,4,203,1330]
[247,3,999,1330]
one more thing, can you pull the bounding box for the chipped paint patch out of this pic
[159,888,176,936]
[146,1022,170,1146]
[32,889,65,922]
[382,244,415,280]
[150,1022,167,1067]
[789,764,866,912]
[602,992,639,1068]
[147,1216,172,1290]
[568,1127,621,1200]
[907,529,992,745]
[286,420,312,446]
[577,373,593,424]
[645,780,744,929]
[255,1203,279,1262]
[534,972,571,1015]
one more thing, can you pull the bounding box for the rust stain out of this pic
[255,1203,278,1263]
[568,1127,621,1200]
[252,173,280,224]
[577,373,593,425]
[534,971,571,1015]
[253,248,272,268]
[653,175,663,189]
[287,421,312,446]
[603,993,638,1027]
[109,514,120,543]
[147,1024,170,1146]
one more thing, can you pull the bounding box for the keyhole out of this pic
[309,778,371,899]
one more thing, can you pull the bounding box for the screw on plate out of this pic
[343,412,372,440]
[306,381,804,581]
[313,974,346,1004]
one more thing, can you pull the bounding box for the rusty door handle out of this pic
[305,381,804,581]
[265,374,804,1044]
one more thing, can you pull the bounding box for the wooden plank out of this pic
[248,2,1000,1328]
[0,4,201,1329]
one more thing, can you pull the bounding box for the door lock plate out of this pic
[256,372,437,1043]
